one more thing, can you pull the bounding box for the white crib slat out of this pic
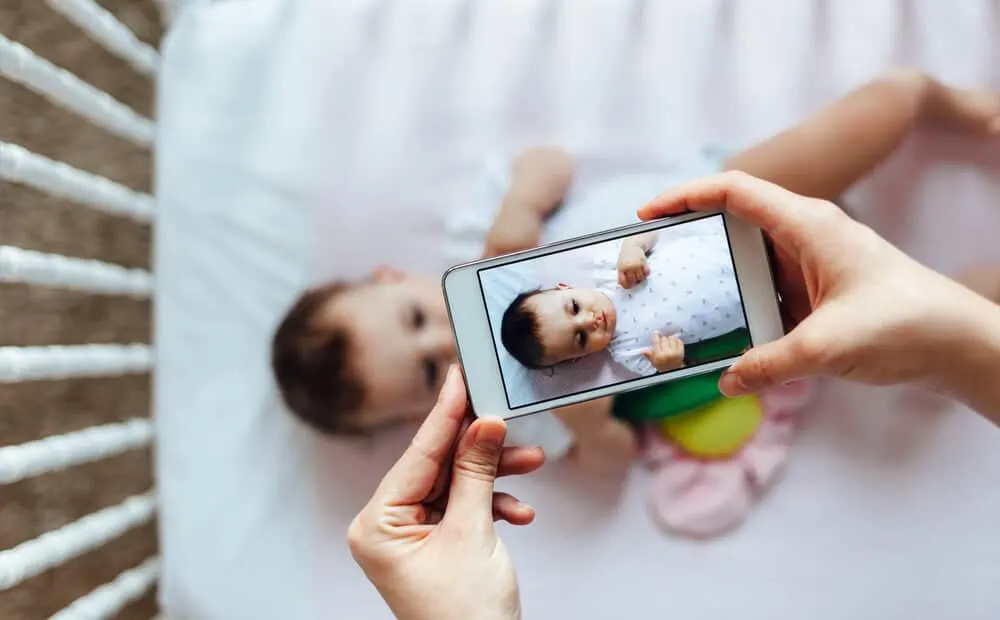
[0,142,154,222]
[48,557,160,620]
[0,246,153,297]
[45,0,159,77]
[0,419,153,485]
[0,34,153,147]
[0,492,156,591]
[0,344,153,384]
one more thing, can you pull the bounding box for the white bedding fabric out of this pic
[155,1,1000,618]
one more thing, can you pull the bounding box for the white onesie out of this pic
[592,220,747,377]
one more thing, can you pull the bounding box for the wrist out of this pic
[391,595,519,620]
[928,291,1000,423]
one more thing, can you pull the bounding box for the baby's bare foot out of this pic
[923,78,1000,137]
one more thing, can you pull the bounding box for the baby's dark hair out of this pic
[271,282,367,435]
[500,289,549,369]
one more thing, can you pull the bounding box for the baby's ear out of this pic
[372,264,406,283]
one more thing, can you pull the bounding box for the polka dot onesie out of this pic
[593,228,748,377]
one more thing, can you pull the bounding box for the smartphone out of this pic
[442,211,783,420]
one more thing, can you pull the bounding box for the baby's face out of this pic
[527,285,617,365]
[326,268,456,429]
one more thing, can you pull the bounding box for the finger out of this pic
[719,318,825,396]
[498,446,546,477]
[376,365,468,505]
[444,417,506,531]
[641,348,654,362]
[493,492,536,526]
[643,264,650,277]
[636,171,808,234]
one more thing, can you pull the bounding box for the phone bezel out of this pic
[442,211,783,420]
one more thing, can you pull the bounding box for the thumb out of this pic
[641,348,654,362]
[719,322,824,396]
[445,417,506,530]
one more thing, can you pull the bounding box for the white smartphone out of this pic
[442,211,783,420]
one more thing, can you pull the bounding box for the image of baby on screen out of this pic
[496,216,750,383]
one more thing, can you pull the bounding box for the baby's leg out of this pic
[553,396,638,473]
[501,147,574,217]
[724,70,1000,201]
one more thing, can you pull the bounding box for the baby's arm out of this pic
[483,148,574,258]
[617,232,658,288]
[553,397,637,473]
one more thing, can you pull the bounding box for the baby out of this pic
[271,71,1000,471]
[501,224,747,376]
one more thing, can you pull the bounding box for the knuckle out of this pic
[804,198,846,228]
[455,448,500,483]
[789,331,826,367]
[741,352,774,389]
[346,516,370,558]
[722,169,753,188]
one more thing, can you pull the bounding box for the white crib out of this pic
[5,1,1000,618]
[1,1,166,617]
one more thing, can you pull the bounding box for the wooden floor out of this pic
[0,1,162,618]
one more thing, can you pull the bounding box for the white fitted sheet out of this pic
[155,1,1000,618]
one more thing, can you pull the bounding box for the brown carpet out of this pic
[1,1,162,618]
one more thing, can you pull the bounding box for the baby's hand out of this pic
[483,207,544,258]
[643,332,685,373]
[617,241,650,289]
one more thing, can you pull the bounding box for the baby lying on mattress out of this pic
[500,225,748,377]
[271,71,1000,473]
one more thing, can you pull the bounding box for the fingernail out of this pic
[445,364,459,387]
[719,370,747,397]
[475,420,506,449]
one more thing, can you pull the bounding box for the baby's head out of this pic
[500,284,617,368]
[271,266,455,435]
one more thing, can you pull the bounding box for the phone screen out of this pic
[477,214,751,409]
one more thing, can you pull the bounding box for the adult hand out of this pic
[348,366,543,620]
[638,171,1000,404]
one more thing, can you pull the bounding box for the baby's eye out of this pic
[571,300,580,314]
[412,306,426,330]
[423,358,439,390]
[576,330,588,349]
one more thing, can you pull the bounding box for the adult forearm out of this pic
[933,296,1000,425]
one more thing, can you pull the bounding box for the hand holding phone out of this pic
[443,211,783,421]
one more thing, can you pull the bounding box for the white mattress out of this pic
[155,1,1000,618]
